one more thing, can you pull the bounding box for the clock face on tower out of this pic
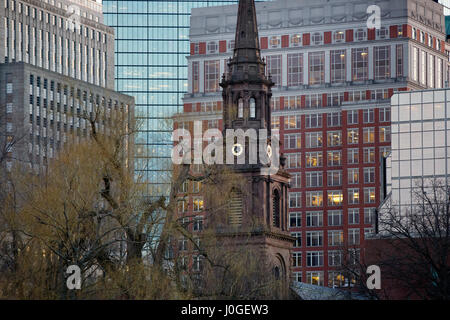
[266,145,273,159]
[232,143,244,157]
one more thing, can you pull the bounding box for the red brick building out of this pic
[175,0,450,288]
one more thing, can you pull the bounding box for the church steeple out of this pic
[226,0,269,83]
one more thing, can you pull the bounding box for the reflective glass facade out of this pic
[103,1,240,198]
[385,89,450,214]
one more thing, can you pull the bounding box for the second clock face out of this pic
[267,145,273,158]
[232,143,244,156]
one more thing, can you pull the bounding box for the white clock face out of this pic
[267,145,273,158]
[232,143,244,156]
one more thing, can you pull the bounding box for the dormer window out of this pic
[312,32,323,45]
[428,35,433,47]
[290,34,302,47]
[333,30,345,43]
[412,28,417,40]
[355,29,367,41]
[207,41,218,54]
[377,27,388,39]
[420,31,425,43]
[397,25,403,37]
[270,36,281,48]
[193,43,200,55]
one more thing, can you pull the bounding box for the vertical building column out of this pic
[368,46,374,80]
[325,50,330,83]
[187,60,193,93]
[346,48,352,82]
[282,53,288,87]
[199,60,205,93]
[391,43,396,78]
[303,51,308,85]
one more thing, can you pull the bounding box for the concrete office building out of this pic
[0,0,134,173]
[176,0,449,287]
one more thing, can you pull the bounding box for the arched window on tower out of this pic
[238,99,244,118]
[273,189,281,228]
[250,98,256,118]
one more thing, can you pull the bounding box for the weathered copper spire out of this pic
[225,0,268,83]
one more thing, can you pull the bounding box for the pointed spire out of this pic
[225,0,268,83]
[234,0,261,63]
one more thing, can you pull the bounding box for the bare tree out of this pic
[337,178,450,300]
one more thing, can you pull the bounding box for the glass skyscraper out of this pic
[103,1,241,198]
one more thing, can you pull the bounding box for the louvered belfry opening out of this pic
[229,189,243,227]
[273,189,281,228]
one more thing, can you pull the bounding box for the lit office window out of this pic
[348,168,359,184]
[327,150,341,166]
[327,190,343,206]
[347,128,359,144]
[364,187,376,203]
[333,30,345,43]
[348,188,360,204]
[306,152,323,168]
[352,47,368,81]
[306,191,323,207]
[363,128,375,143]
[330,49,346,84]
[327,131,342,147]
[306,271,324,286]
[269,36,280,48]
[328,230,343,246]
[305,132,323,148]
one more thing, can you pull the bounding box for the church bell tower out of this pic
[219,0,294,287]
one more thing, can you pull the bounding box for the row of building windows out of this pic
[5,0,102,24]
[290,228,374,249]
[288,188,376,208]
[3,14,108,86]
[292,248,361,269]
[283,146,390,169]
[283,127,390,149]
[193,25,406,56]
[294,269,359,287]
[193,45,405,92]
[288,167,377,188]
[289,208,376,228]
